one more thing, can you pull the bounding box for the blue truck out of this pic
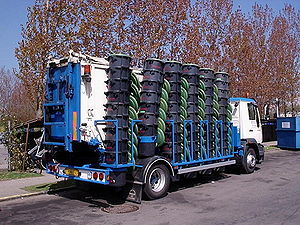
[44,52,264,203]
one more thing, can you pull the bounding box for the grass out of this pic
[265,145,279,151]
[0,170,43,181]
[22,180,76,193]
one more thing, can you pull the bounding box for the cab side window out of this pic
[248,103,260,127]
[248,103,256,120]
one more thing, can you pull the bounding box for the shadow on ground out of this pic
[50,169,247,209]
[51,183,125,207]
[169,171,231,193]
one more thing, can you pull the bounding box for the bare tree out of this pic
[15,0,81,114]
[0,67,35,124]
[15,0,299,118]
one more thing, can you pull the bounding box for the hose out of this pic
[180,77,189,161]
[128,72,140,163]
[212,83,220,157]
[197,79,206,159]
[156,79,170,147]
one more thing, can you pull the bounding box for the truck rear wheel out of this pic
[143,164,170,200]
[242,148,257,174]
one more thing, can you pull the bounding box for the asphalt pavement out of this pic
[0,148,299,225]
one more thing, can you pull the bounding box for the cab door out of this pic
[247,103,262,143]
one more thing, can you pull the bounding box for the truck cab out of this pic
[230,97,264,163]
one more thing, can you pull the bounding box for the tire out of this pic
[242,148,257,174]
[143,164,170,200]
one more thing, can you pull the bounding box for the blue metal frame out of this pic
[171,120,238,167]
[183,120,193,161]
[215,120,222,157]
[219,121,224,156]
[46,115,241,169]
[94,119,142,169]
[199,120,209,159]
[45,116,242,185]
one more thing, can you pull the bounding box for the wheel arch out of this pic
[241,138,260,160]
[142,158,174,184]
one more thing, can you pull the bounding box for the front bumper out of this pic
[258,144,265,161]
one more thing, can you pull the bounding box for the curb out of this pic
[0,191,46,202]
[0,186,75,203]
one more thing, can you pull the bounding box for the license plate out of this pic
[63,168,80,177]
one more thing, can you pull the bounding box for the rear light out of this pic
[84,65,91,74]
[93,172,98,180]
[99,173,104,181]
[82,65,91,82]
[48,165,53,171]
[52,166,57,173]
[87,171,92,180]
[107,175,115,184]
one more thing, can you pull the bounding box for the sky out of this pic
[0,0,299,71]
[0,0,35,70]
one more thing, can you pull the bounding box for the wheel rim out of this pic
[149,168,166,193]
[247,153,256,169]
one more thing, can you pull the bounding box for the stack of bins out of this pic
[104,54,132,164]
[162,61,182,161]
[182,64,200,159]
[199,68,215,157]
[138,58,165,157]
[215,72,231,154]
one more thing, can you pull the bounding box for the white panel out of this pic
[89,65,108,141]
[80,62,108,143]
[78,62,142,143]
[282,122,290,129]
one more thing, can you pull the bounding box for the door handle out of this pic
[249,129,253,132]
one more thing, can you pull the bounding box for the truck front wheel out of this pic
[143,164,170,200]
[242,148,257,174]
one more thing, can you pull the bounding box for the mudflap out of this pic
[122,181,143,204]
[121,165,144,204]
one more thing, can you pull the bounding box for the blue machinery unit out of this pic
[44,62,81,151]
